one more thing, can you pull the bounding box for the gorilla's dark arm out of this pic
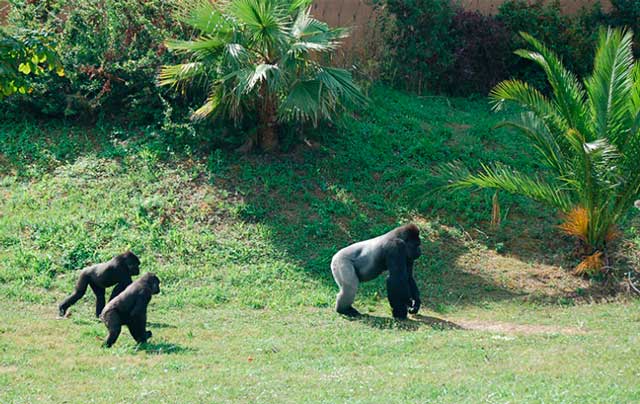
[127,293,152,343]
[385,240,412,319]
[129,293,151,318]
[407,261,421,314]
[109,277,133,302]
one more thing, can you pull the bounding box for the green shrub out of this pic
[446,10,511,96]
[609,0,640,54]
[0,28,64,98]
[497,0,574,88]
[5,0,184,121]
[377,0,456,95]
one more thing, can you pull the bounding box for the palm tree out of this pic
[444,28,640,276]
[159,0,366,151]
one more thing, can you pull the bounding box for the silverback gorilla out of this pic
[331,224,422,319]
[58,251,140,318]
[100,272,160,347]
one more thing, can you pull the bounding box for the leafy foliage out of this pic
[375,0,455,95]
[373,0,622,96]
[0,28,63,98]
[440,28,640,276]
[5,0,182,120]
[160,0,366,151]
[446,10,511,96]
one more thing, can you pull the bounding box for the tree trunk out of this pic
[257,85,278,152]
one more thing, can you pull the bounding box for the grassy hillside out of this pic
[1,87,639,402]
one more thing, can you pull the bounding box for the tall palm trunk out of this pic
[258,84,278,151]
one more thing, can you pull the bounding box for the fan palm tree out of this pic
[444,28,640,276]
[159,0,366,151]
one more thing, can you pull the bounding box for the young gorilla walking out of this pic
[100,272,160,347]
[58,251,140,318]
[331,224,422,319]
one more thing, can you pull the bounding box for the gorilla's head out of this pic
[395,223,421,260]
[141,272,161,295]
[122,251,140,276]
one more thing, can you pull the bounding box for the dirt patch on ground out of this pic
[0,365,18,373]
[411,314,586,335]
[455,319,586,335]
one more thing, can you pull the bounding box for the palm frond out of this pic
[291,7,349,45]
[245,63,279,92]
[444,162,573,211]
[490,79,568,134]
[279,79,324,124]
[288,0,313,13]
[574,251,604,276]
[165,37,227,56]
[496,112,567,174]
[631,62,640,117]
[585,28,635,143]
[223,43,252,68]
[315,67,368,106]
[230,0,287,48]
[191,89,221,121]
[158,62,206,90]
[174,0,232,35]
[516,32,588,135]
[559,206,589,241]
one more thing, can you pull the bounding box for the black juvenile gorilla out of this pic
[58,251,140,318]
[100,272,160,347]
[331,224,422,319]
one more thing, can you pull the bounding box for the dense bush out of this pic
[5,0,184,121]
[375,0,630,96]
[497,0,572,89]
[0,28,64,98]
[377,0,455,95]
[446,10,511,96]
[495,0,610,89]
[609,0,640,54]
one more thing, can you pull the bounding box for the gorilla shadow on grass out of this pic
[146,321,178,329]
[135,341,194,355]
[348,313,462,331]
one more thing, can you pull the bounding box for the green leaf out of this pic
[18,62,31,75]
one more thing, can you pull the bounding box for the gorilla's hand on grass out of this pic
[408,298,421,315]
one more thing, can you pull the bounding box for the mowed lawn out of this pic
[1,301,640,403]
[1,87,640,403]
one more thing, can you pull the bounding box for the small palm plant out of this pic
[444,28,640,276]
[159,0,366,151]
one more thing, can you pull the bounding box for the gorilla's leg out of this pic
[58,271,91,317]
[126,315,150,344]
[387,276,409,319]
[102,310,122,348]
[89,282,106,318]
[331,259,361,317]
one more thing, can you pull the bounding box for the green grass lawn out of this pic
[1,87,639,403]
